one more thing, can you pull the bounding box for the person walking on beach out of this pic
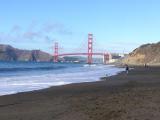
[144,63,148,68]
[125,64,129,74]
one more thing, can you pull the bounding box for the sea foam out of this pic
[0,63,124,96]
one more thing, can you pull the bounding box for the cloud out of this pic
[0,21,73,47]
[42,22,72,35]
[23,31,41,40]
[43,23,62,33]
[44,36,54,43]
[0,32,18,41]
[10,25,21,33]
[58,28,73,35]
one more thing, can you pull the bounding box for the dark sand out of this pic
[0,67,160,120]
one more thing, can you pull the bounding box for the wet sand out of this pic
[0,67,160,120]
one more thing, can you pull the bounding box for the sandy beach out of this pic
[0,66,160,120]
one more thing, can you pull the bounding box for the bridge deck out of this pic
[57,53,108,56]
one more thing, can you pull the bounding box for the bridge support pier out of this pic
[103,53,111,64]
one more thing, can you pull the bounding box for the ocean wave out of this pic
[0,66,67,72]
[0,65,125,96]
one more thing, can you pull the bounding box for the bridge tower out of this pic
[54,42,58,62]
[88,33,93,64]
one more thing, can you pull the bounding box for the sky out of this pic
[0,0,160,54]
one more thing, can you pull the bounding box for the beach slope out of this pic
[0,67,160,120]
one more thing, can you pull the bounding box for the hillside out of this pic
[123,42,160,65]
[0,44,52,62]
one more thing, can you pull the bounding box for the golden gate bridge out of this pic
[53,33,111,64]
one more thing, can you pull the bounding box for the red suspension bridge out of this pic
[53,33,111,64]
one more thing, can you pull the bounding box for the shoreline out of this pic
[0,66,160,120]
[0,64,124,97]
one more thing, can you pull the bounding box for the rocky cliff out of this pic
[123,42,160,65]
[0,44,52,62]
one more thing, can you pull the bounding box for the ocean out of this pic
[0,62,124,96]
